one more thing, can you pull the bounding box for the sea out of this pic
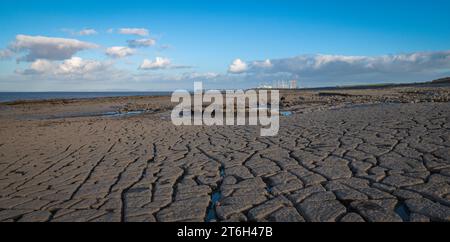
[0,92,172,103]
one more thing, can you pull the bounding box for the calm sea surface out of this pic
[0,92,171,103]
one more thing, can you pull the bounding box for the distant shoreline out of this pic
[0,91,172,104]
[1,77,449,104]
[258,77,450,91]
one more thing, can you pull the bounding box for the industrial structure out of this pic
[258,80,298,89]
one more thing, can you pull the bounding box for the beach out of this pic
[0,84,449,222]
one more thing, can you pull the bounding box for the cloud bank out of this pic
[118,28,149,36]
[238,51,450,75]
[10,35,98,62]
[229,51,450,84]
[21,57,109,75]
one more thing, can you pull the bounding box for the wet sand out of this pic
[0,85,449,222]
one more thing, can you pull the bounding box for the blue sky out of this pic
[1,0,450,91]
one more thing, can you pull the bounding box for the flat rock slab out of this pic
[1,102,450,222]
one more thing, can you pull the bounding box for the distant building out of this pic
[257,82,273,89]
[258,84,273,89]
[290,80,297,89]
[275,80,288,89]
[261,80,298,89]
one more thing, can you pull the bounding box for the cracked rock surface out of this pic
[0,90,450,222]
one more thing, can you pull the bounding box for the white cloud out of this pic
[26,59,54,74]
[62,28,98,36]
[78,29,98,36]
[139,57,171,70]
[118,28,149,36]
[105,46,135,58]
[228,58,248,73]
[127,38,156,48]
[57,57,107,74]
[138,57,192,70]
[22,57,108,75]
[252,59,273,68]
[62,28,97,36]
[11,35,98,62]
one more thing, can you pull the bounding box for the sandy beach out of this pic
[0,84,450,222]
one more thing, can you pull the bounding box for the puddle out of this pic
[206,191,222,222]
[332,102,402,111]
[280,111,293,117]
[101,110,147,117]
[262,177,273,194]
[206,166,225,222]
[394,201,410,222]
[25,110,150,120]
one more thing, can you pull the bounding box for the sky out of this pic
[0,0,450,91]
